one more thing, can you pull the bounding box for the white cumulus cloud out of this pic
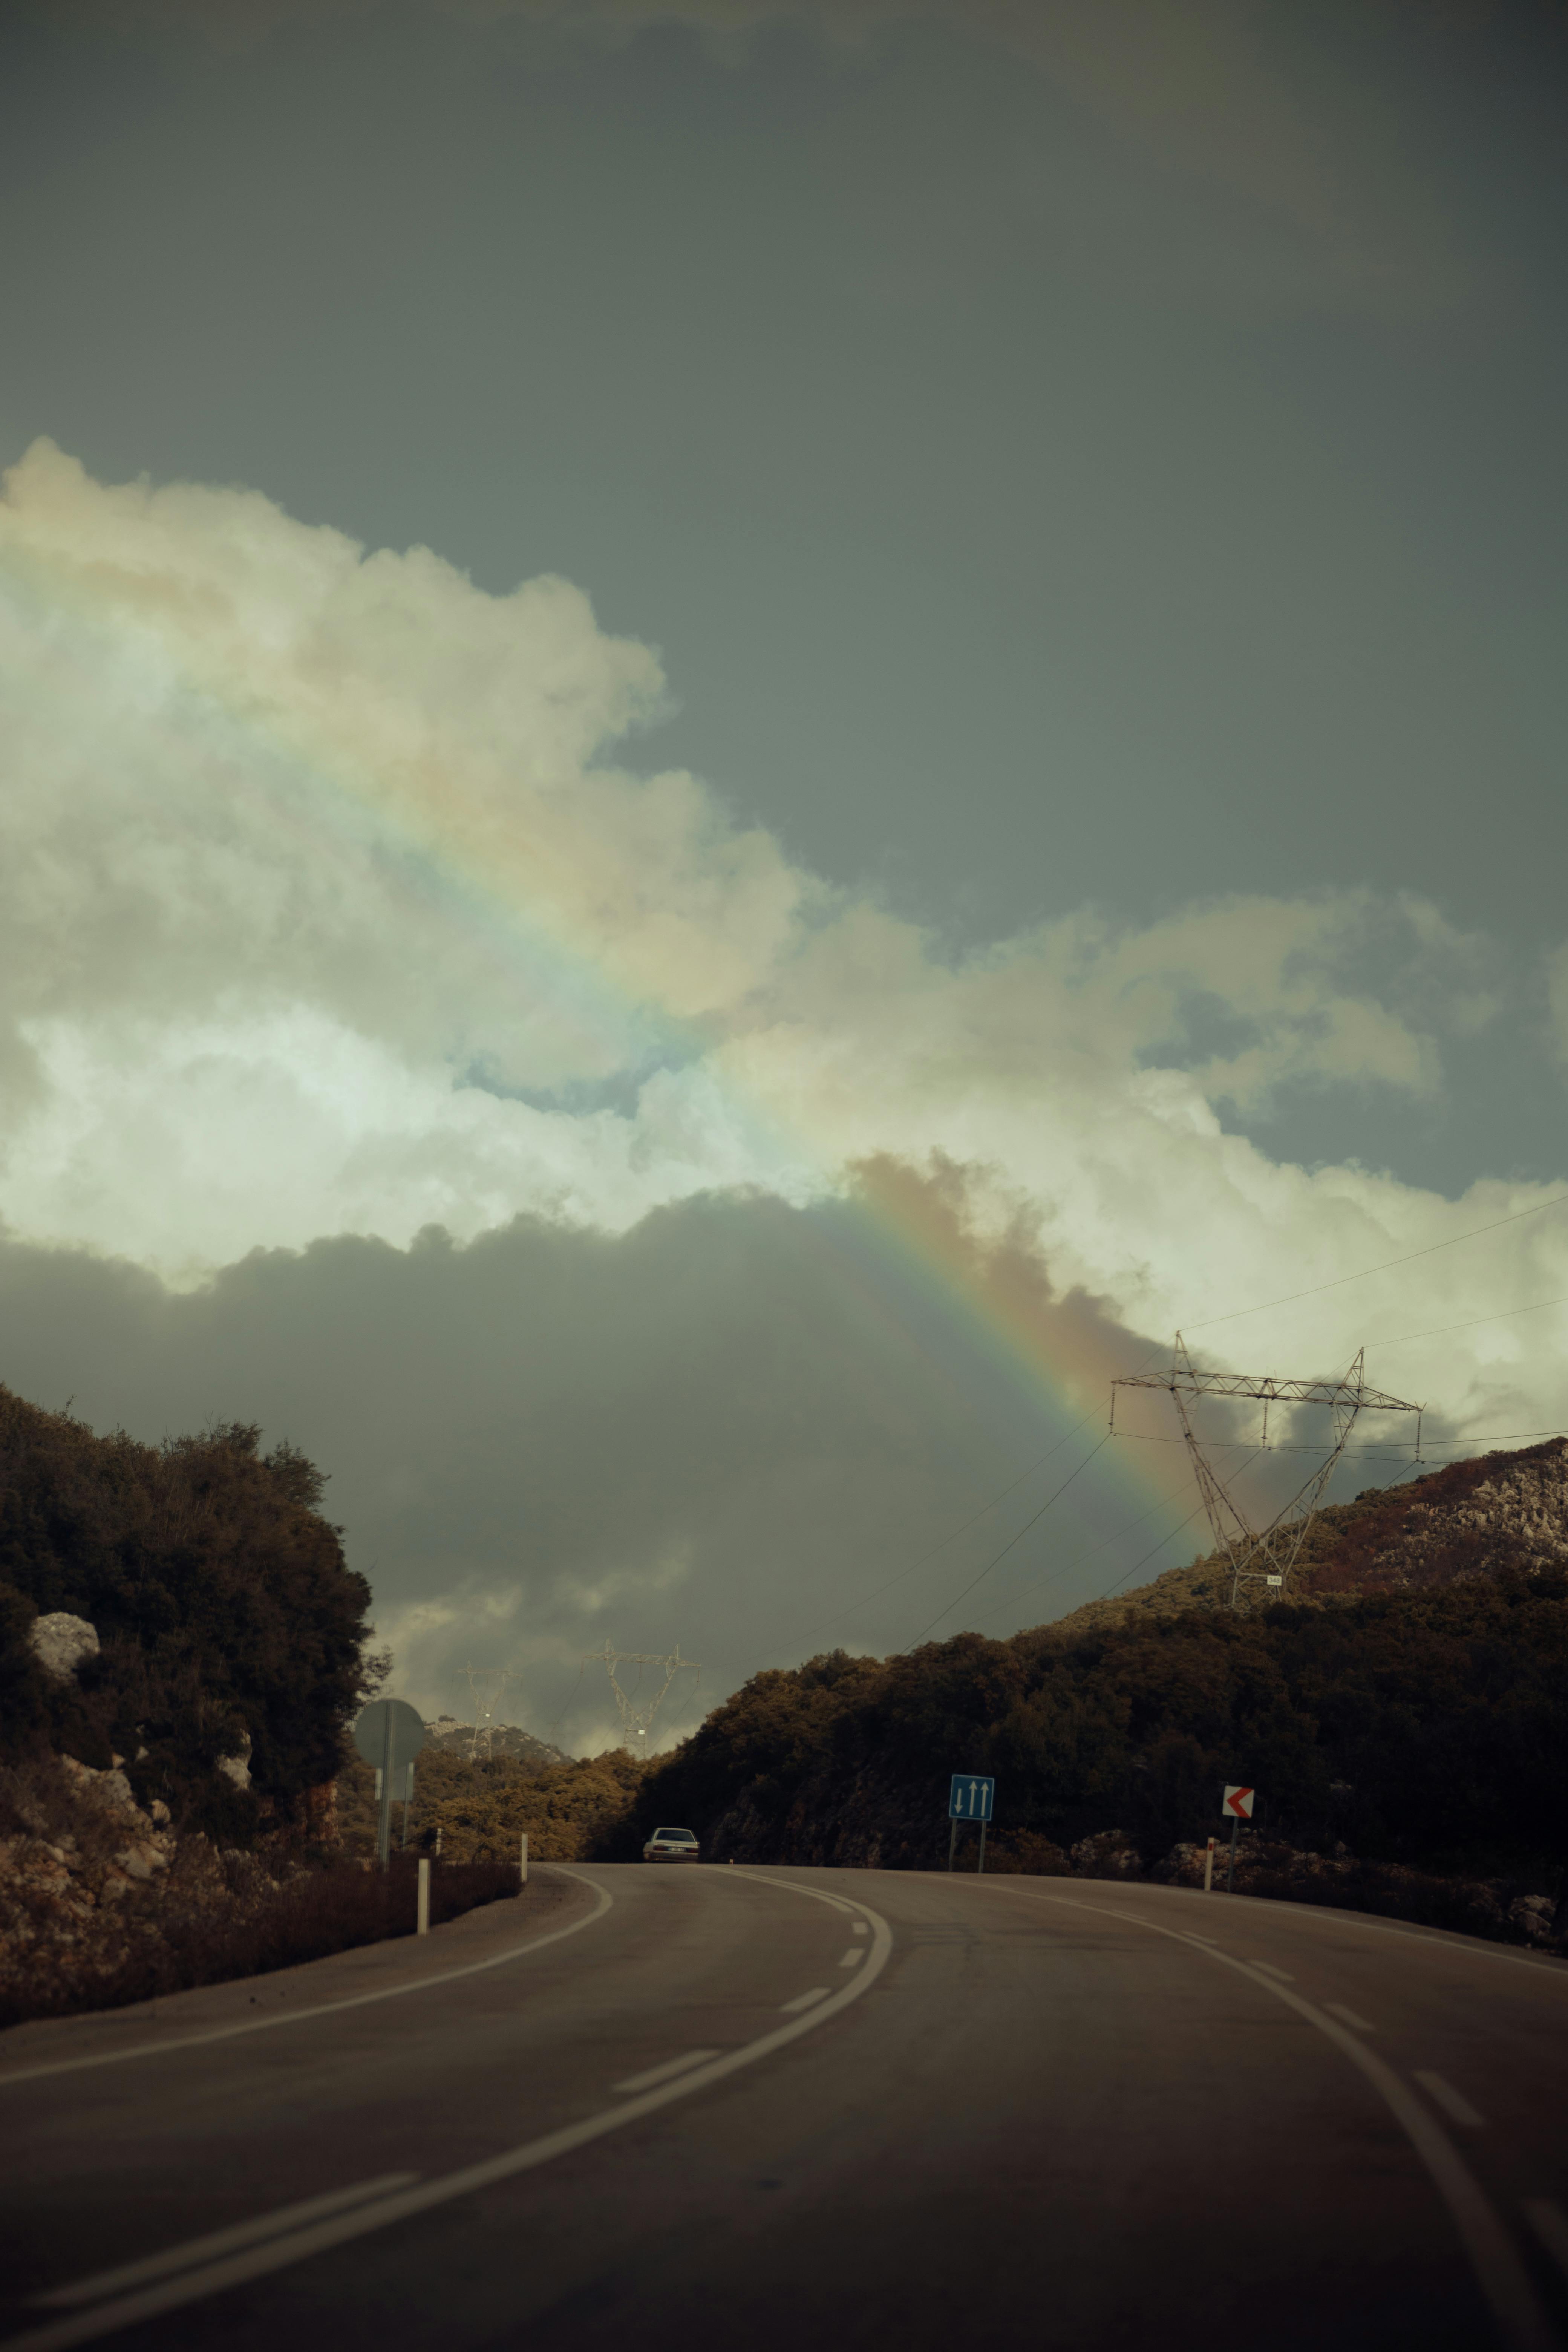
[1,437,1563,1458]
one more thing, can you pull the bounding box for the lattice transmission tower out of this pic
[461,1665,514,1761]
[585,1641,701,1750]
[1112,1335,1424,1610]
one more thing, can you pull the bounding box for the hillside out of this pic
[337,1744,645,1863]
[624,1439,1568,1945]
[422,1716,574,1771]
[1054,1436,1568,1638]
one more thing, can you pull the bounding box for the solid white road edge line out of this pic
[1322,2003,1375,2033]
[1069,1877,1568,1982]
[0,1874,616,2090]
[4,1872,893,2352]
[983,1882,1559,2352]
[29,2175,423,2309]
[611,2049,720,2095]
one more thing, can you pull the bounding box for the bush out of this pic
[0,1388,375,1839]
[0,1838,521,2030]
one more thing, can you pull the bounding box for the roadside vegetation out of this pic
[0,1386,375,1839]
[0,1749,521,2029]
[620,1573,1568,1948]
[338,1745,649,1864]
[0,1387,521,2030]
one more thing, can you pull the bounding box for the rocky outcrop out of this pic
[0,1751,180,2010]
[422,1717,573,1771]
[28,1613,100,1682]
[1054,1436,1568,1635]
[1147,1834,1567,1952]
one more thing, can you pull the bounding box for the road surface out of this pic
[2,1863,1567,2352]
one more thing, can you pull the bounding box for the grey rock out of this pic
[29,1613,100,1683]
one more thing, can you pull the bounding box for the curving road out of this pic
[2,1864,1568,2352]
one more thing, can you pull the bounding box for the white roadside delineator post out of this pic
[519,1833,528,1886]
[416,1856,430,1937]
[1203,1836,1216,1893]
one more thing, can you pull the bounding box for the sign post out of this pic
[354,1700,428,1869]
[948,1773,996,1873]
[1221,1783,1256,1893]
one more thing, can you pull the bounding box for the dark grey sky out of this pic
[3,1,1564,1189]
[1,0,1563,1739]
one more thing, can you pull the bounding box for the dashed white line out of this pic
[611,2049,720,2095]
[852,1922,869,1936]
[1251,1960,1295,1982]
[1323,2003,1375,2033]
[1415,2070,1485,2128]
[780,1987,831,2013]
[5,1875,893,2352]
[978,1882,1555,2352]
[839,1949,863,1969]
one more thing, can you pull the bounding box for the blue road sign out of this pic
[949,1773,995,1822]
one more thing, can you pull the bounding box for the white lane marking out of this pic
[852,1922,868,1936]
[0,1873,615,2090]
[1415,2070,1486,2128]
[1251,1960,1295,1981]
[839,1949,864,1969]
[780,1987,831,2012]
[980,1883,1557,2352]
[1525,2200,1568,2282]
[1004,1876,1568,1984]
[1323,2003,1375,2033]
[611,2049,720,2096]
[7,1875,893,2352]
[29,2176,421,2310]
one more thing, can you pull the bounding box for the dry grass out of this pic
[0,1753,522,2029]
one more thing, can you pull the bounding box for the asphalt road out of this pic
[3,1863,1568,2352]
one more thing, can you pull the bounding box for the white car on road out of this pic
[642,1826,700,1862]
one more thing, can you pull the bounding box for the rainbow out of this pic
[1,452,1183,1625]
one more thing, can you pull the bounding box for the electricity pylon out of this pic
[1112,1335,1423,1610]
[461,1665,513,1761]
[585,1642,700,1750]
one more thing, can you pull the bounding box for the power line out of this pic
[787,1418,1098,1649]
[1113,1427,1568,1453]
[970,1475,1200,1631]
[1182,1189,1568,1333]
[901,1431,1110,1651]
[1080,1492,1227,1613]
[781,1341,1173,1657]
[1364,1294,1568,1349]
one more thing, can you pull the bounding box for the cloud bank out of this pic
[1,438,1563,1720]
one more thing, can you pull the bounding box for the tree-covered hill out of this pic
[627,1573,1568,1890]
[0,1386,374,1840]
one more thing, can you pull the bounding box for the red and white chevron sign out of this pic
[1222,1784,1256,1819]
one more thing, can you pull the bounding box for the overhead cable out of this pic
[1364,1293,1568,1349]
[900,1430,1110,1652]
[1182,1189,1568,1333]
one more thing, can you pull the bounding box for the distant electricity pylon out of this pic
[585,1642,700,1750]
[1112,1335,1424,1611]
[461,1665,514,1761]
